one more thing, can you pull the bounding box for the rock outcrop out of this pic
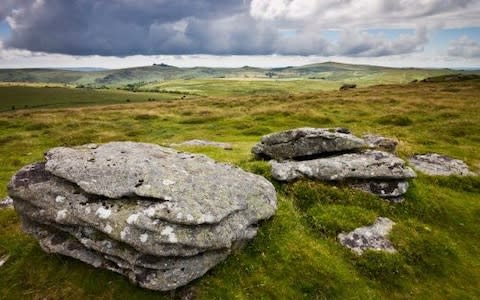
[170,139,233,150]
[409,153,475,176]
[253,128,415,200]
[252,127,365,160]
[338,217,397,255]
[339,83,357,91]
[8,142,277,291]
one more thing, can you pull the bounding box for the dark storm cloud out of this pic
[1,0,479,57]
[4,0,252,56]
[0,0,33,20]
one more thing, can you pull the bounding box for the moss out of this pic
[306,205,377,237]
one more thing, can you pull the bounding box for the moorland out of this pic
[0,63,479,299]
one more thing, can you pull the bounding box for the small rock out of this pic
[349,181,408,201]
[0,196,13,209]
[171,139,233,150]
[409,153,475,176]
[252,127,365,160]
[362,134,398,153]
[338,217,397,255]
[339,83,357,91]
[0,254,9,268]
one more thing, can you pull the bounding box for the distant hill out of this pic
[57,67,109,72]
[0,62,479,88]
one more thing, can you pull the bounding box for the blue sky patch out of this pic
[0,21,11,39]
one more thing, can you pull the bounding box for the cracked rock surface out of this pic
[8,142,277,291]
[338,217,397,255]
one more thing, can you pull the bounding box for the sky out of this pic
[0,0,479,69]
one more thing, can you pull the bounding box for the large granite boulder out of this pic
[338,217,397,255]
[409,153,475,176]
[271,150,415,200]
[8,142,277,291]
[252,127,365,160]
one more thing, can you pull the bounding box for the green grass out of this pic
[139,78,341,96]
[0,79,479,299]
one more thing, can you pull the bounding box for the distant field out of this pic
[0,78,479,299]
[0,86,179,112]
[136,69,463,96]
[2,69,476,110]
[1,62,476,88]
[138,78,341,96]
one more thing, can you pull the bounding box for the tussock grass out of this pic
[0,79,479,299]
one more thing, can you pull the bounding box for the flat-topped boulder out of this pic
[409,153,475,176]
[338,217,397,255]
[252,127,365,160]
[9,142,277,291]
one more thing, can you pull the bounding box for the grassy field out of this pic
[0,78,479,299]
[0,86,181,112]
[138,78,341,96]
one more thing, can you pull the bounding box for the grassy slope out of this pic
[0,79,479,299]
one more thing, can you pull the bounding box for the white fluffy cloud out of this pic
[250,0,480,28]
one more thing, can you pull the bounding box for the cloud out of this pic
[0,0,478,57]
[249,0,480,27]
[448,36,480,58]
[336,28,428,57]
[4,0,253,56]
[0,0,33,20]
